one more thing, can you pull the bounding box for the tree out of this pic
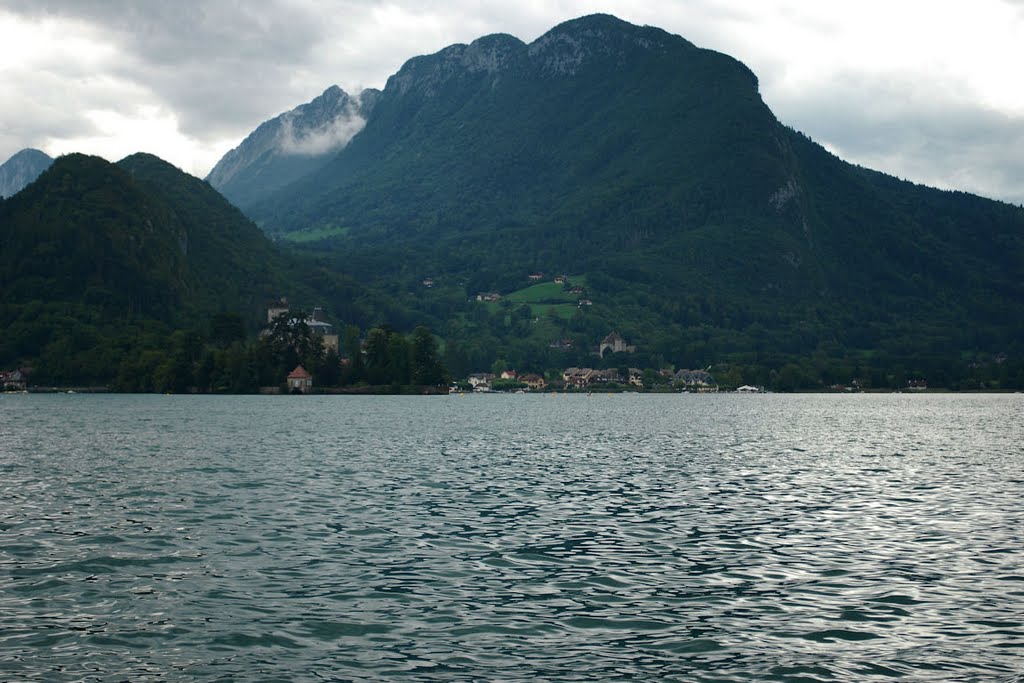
[341,324,364,384]
[264,309,322,373]
[210,312,245,348]
[412,326,448,386]
[314,348,343,387]
[386,333,412,385]
[363,326,392,385]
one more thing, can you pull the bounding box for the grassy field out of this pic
[483,301,579,321]
[506,275,588,304]
[530,303,578,320]
[281,225,350,243]
[483,275,589,321]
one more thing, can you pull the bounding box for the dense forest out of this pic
[108,314,448,394]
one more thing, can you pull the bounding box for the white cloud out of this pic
[43,105,229,179]
[277,103,367,157]
[0,1,1022,203]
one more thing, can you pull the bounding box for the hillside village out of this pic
[262,295,724,393]
[464,366,720,393]
[462,274,720,392]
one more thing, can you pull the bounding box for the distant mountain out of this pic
[0,153,337,384]
[117,152,310,318]
[206,85,380,213]
[239,14,1023,382]
[0,148,53,198]
[1,153,299,321]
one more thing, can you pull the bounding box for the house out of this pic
[422,278,434,288]
[562,367,594,389]
[468,373,495,391]
[265,302,339,353]
[475,292,501,302]
[287,365,313,394]
[590,369,622,384]
[554,275,567,284]
[521,373,546,391]
[267,297,290,324]
[629,368,644,387]
[528,272,544,281]
[305,307,331,332]
[500,370,518,380]
[599,331,636,357]
[577,299,593,307]
[1,369,27,392]
[674,369,718,392]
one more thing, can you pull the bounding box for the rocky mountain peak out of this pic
[386,33,526,97]
[0,148,54,199]
[206,85,375,211]
[527,14,691,76]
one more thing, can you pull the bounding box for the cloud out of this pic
[277,101,367,157]
[1,2,323,138]
[768,70,1024,204]
[0,1,1021,204]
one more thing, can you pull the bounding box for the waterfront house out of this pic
[590,369,623,385]
[287,366,313,394]
[562,367,594,389]
[521,374,546,391]
[674,369,718,392]
[1,369,27,392]
[468,373,495,391]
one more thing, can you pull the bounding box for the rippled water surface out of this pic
[2,393,1023,681]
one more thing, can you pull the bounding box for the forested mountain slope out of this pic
[231,14,1022,383]
[0,153,369,384]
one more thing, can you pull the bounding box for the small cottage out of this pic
[287,366,313,394]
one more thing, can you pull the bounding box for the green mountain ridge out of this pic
[1,153,300,324]
[0,153,375,386]
[230,14,1022,386]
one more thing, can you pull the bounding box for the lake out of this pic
[1,393,1022,681]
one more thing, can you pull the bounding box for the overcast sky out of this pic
[1,0,1022,205]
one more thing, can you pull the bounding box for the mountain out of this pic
[249,14,782,250]
[1,153,297,322]
[0,153,375,386]
[117,152,309,318]
[231,14,1023,386]
[206,85,380,213]
[0,148,53,198]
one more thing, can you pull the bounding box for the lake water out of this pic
[1,392,1022,681]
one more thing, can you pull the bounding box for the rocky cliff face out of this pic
[205,86,379,212]
[0,148,54,198]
